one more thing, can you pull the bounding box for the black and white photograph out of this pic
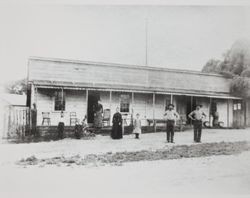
[0,0,250,197]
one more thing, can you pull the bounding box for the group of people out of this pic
[111,103,207,143]
[110,107,142,140]
[164,103,206,143]
[55,99,207,143]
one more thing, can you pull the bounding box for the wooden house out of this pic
[27,57,246,136]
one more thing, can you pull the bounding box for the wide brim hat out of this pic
[168,104,175,108]
[196,104,203,108]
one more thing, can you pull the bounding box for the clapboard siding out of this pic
[35,87,236,127]
[36,89,87,126]
[28,57,232,96]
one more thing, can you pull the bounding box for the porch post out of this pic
[209,97,212,127]
[131,92,134,127]
[30,84,35,134]
[227,99,229,128]
[190,96,193,125]
[109,90,112,126]
[153,92,156,132]
[86,89,89,120]
[61,87,64,111]
[35,87,38,104]
[170,94,173,104]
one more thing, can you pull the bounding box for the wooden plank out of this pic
[131,92,134,127]
[109,91,112,126]
[190,96,193,126]
[170,94,173,104]
[209,97,212,127]
[153,93,156,132]
[227,99,229,128]
[86,89,89,121]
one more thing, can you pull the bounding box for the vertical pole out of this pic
[131,92,134,127]
[209,97,212,127]
[170,94,173,104]
[34,87,38,129]
[243,100,247,128]
[190,96,193,125]
[227,99,229,128]
[109,90,112,126]
[86,89,89,122]
[35,87,38,105]
[153,92,156,132]
[30,84,35,107]
[61,88,64,111]
[145,18,148,66]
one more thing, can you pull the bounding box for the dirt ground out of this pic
[1,128,250,165]
[1,128,250,196]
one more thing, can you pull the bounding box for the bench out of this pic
[147,117,187,131]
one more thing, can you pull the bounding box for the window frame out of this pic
[54,90,66,111]
[120,94,130,113]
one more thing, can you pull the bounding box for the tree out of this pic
[202,39,250,98]
[5,78,27,95]
[201,59,222,74]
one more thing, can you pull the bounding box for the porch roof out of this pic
[33,80,241,99]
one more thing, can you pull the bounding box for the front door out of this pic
[233,100,244,128]
[87,91,100,123]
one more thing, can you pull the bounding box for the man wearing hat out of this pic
[164,104,180,143]
[188,104,207,143]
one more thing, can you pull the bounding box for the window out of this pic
[120,94,130,113]
[165,97,171,111]
[54,90,65,111]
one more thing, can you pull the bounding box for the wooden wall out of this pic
[36,89,86,126]
[35,88,235,127]
[29,58,232,96]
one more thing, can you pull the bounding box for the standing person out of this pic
[58,111,65,139]
[94,99,103,130]
[164,104,180,143]
[31,103,37,136]
[188,104,207,143]
[111,107,123,139]
[133,113,142,139]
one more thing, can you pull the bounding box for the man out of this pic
[188,104,206,143]
[164,104,180,143]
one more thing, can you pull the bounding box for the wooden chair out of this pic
[42,112,51,125]
[102,109,111,126]
[70,112,77,126]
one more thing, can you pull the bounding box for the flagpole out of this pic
[145,18,148,66]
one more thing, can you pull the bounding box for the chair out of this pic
[70,112,77,126]
[122,113,129,126]
[42,112,51,126]
[102,109,111,126]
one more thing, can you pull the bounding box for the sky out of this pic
[0,3,250,84]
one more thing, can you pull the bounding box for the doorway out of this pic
[233,100,244,128]
[87,91,100,123]
[186,96,196,124]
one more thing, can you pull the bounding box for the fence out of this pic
[3,106,30,139]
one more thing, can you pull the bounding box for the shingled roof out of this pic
[28,57,239,99]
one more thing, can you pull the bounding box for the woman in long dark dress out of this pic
[111,107,123,139]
